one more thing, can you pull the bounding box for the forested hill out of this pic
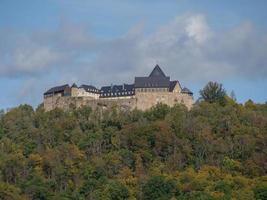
[0,98,267,199]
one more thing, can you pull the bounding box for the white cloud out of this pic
[14,46,62,71]
[0,13,267,86]
[185,14,212,44]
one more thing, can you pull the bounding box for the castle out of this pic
[43,65,194,111]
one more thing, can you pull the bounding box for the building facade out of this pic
[43,65,194,111]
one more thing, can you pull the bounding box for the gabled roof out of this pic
[169,81,181,92]
[71,83,78,88]
[101,84,134,93]
[123,84,135,91]
[135,77,170,88]
[149,65,166,77]
[181,87,193,95]
[80,84,100,93]
[135,65,170,88]
[44,84,69,95]
[100,84,135,98]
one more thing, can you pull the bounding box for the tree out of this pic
[143,176,177,200]
[253,184,267,200]
[0,100,266,199]
[230,90,237,101]
[0,182,26,200]
[105,180,129,200]
[199,82,226,105]
[22,174,52,200]
[144,103,170,121]
[0,109,4,119]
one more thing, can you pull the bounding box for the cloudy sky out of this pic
[1,0,267,109]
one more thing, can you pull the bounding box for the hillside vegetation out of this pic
[0,87,266,199]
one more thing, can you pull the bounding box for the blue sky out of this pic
[0,0,267,109]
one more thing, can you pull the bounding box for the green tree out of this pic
[105,180,129,200]
[199,82,226,105]
[22,174,52,200]
[0,182,26,200]
[253,184,267,200]
[144,103,170,121]
[0,97,266,199]
[143,176,177,200]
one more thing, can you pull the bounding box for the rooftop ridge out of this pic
[149,64,166,77]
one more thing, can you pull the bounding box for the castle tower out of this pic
[135,64,170,93]
[71,83,79,97]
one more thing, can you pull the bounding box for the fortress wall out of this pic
[44,92,193,112]
[135,92,193,110]
[44,96,137,111]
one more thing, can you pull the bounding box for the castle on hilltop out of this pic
[43,65,194,111]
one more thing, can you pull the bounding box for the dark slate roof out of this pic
[44,84,69,95]
[181,87,193,95]
[135,65,170,88]
[149,64,166,77]
[100,84,135,98]
[135,77,170,88]
[80,84,100,93]
[71,83,78,88]
[169,81,179,92]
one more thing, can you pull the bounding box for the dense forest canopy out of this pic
[0,83,266,200]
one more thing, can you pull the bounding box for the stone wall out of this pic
[44,92,193,111]
[135,92,193,110]
[77,88,100,99]
[44,96,137,111]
